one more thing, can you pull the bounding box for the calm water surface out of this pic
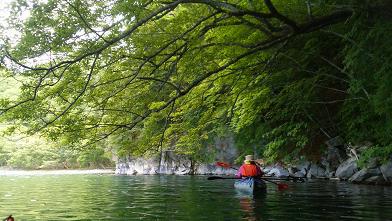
[0,174,391,220]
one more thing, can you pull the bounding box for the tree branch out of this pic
[33,54,99,132]
[264,0,299,31]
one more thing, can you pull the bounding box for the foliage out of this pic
[0,0,391,165]
[0,133,114,169]
[341,8,392,146]
[77,147,114,168]
[358,145,392,168]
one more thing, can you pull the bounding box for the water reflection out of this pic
[236,192,266,221]
[0,175,391,220]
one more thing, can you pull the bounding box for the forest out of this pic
[0,0,391,168]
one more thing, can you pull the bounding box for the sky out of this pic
[0,0,29,46]
[0,0,48,43]
[1,0,57,70]
[0,0,13,25]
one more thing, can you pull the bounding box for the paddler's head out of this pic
[5,215,14,221]
[244,155,254,164]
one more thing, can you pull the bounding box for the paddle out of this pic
[208,175,292,181]
[207,175,290,190]
[287,175,306,183]
[207,176,240,180]
[215,161,289,190]
[252,161,305,183]
[262,179,289,190]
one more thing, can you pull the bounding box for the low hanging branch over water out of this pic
[1,0,391,164]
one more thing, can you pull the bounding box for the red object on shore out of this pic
[216,162,231,168]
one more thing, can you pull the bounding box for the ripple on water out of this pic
[0,175,391,220]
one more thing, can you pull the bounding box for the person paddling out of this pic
[236,155,264,178]
[4,215,14,221]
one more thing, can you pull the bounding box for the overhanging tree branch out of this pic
[33,53,99,132]
[1,0,359,151]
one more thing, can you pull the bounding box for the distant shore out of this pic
[0,168,115,176]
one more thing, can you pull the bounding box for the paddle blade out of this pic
[216,161,231,168]
[277,183,289,190]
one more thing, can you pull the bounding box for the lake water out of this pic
[0,174,391,220]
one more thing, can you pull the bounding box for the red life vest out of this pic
[240,164,259,177]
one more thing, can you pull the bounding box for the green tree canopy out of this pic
[0,0,391,163]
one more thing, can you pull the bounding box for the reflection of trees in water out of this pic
[259,181,356,220]
[114,177,392,220]
[294,181,388,220]
[251,181,392,220]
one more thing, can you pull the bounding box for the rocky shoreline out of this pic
[262,157,392,185]
[116,142,392,185]
[115,157,392,186]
